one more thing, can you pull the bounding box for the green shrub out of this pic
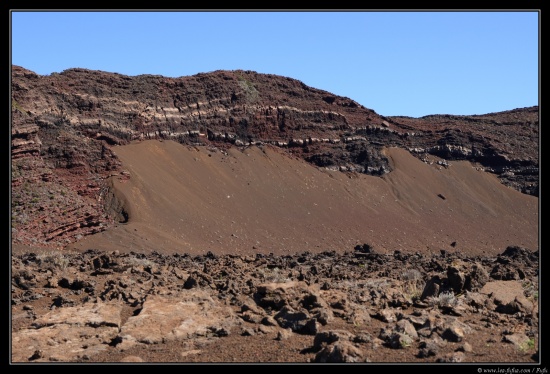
[238,76,259,103]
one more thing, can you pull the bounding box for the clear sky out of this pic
[10,10,539,118]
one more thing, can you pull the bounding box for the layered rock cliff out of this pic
[10,65,539,249]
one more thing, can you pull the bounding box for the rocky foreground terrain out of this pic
[12,245,538,364]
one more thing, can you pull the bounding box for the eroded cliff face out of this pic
[10,65,539,249]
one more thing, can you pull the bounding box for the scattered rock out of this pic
[10,248,539,363]
[436,351,465,363]
[447,266,466,293]
[119,356,144,362]
[464,263,489,291]
[273,305,316,335]
[117,291,237,350]
[276,328,293,341]
[313,330,353,350]
[503,333,533,351]
[457,342,473,352]
[373,309,397,323]
[314,342,366,363]
[420,276,441,300]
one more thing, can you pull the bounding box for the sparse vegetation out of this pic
[238,76,259,103]
[125,257,154,268]
[11,164,21,179]
[36,250,70,271]
[400,338,412,349]
[401,268,424,302]
[519,338,536,352]
[11,99,27,115]
[427,291,459,308]
[256,266,291,283]
[522,280,539,301]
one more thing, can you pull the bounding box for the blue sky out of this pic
[10,10,539,118]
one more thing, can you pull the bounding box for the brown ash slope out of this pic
[66,139,537,257]
[10,65,539,253]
